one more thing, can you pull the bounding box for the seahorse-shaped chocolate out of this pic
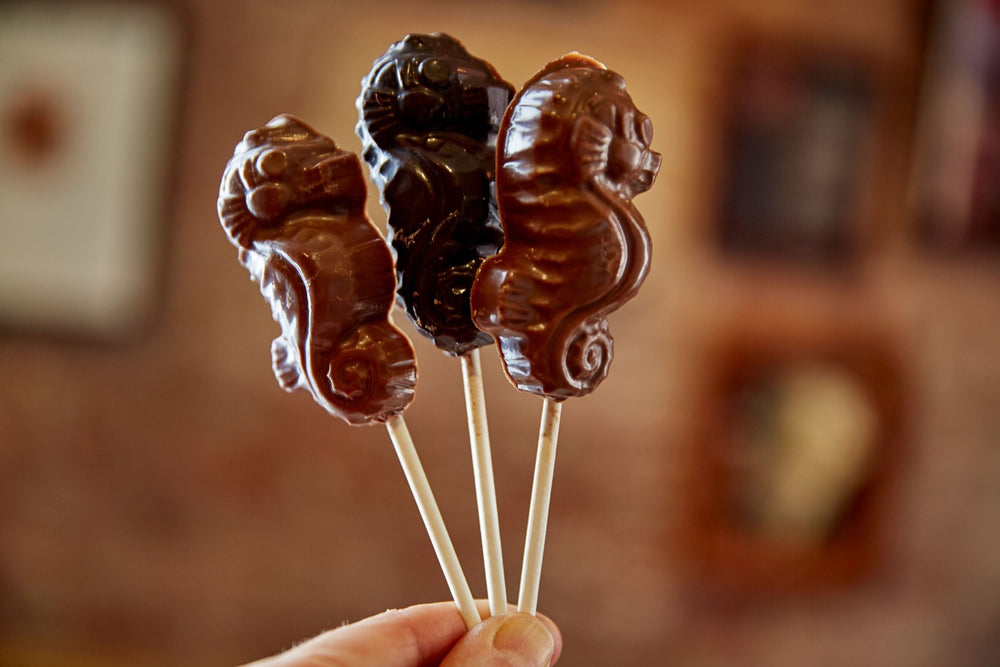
[470,55,661,400]
[356,33,514,356]
[217,114,417,425]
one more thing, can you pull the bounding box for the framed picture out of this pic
[911,0,1000,250]
[714,40,879,263]
[0,2,183,338]
[680,319,904,594]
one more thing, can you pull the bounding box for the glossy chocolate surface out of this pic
[356,33,514,356]
[218,114,417,424]
[471,55,661,400]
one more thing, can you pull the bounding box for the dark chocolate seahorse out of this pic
[217,114,416,424]
[356,33,514,356]
[470,55,661,400]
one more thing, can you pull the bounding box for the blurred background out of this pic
[1,0,998,665]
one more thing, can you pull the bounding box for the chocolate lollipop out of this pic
[356,32,513,356]
[357,34,515,615]
[218,115,416,424]
[470,55,661,613]
[217,114,480,629]
[472,53,660,400]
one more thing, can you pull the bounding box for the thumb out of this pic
[441,612,559,666]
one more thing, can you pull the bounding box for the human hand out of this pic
[243,601,562,666]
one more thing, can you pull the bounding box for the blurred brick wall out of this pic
[1,0,998,665]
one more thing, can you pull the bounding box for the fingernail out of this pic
[493,614,555,666]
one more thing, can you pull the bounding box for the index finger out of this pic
[243,600,488,667]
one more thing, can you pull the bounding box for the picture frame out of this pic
[911,0,1000,250]
[680,318,904,594]
[713,38,881,264]
[0,2,183,339]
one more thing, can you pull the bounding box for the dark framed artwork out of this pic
[681,320,904,594]
[715,40,879,263]
[0,2,183,338]
[911,0,1000,250]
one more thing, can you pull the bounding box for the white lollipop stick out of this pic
[460,349,508,616]
[385,414,481,630]
[517,397,563,615]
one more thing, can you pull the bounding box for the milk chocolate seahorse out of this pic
[471,55,661,400]
[218,114,416,424]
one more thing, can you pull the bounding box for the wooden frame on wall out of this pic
[680,317,904,595]
[711,37,891,265]
[910,0,1000,251]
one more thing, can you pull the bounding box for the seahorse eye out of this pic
[257,149,289,178]
[247,182,291,220]
[608,138,642,183]
[419,58,450,85]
